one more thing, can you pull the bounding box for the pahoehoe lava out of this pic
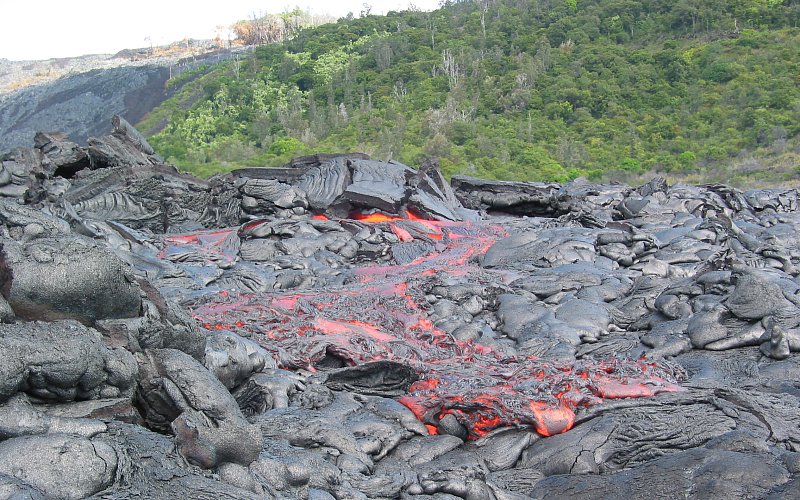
[0,117,799,498]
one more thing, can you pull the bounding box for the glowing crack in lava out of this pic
[187,211,683,439]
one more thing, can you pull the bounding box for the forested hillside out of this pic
[139,0,800,186]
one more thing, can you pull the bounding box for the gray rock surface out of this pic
[3,236,142,324]
[0,120,799,498]
[0,434,117,500]
[0,321,137,402]
[136,348,263,468]
[0,46,248,152]
[0,66,170,152]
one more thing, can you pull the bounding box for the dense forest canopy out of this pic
[139,0,800,186]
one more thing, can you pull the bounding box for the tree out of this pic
[142,0,800,184]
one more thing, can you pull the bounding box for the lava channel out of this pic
[187,212,684,439]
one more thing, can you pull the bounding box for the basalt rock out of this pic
[2,235,142,324]
[297,155,353,210]
[204,330,276,389]
[96,277,207,360]
[0,321,137,403]
[451,175,561,216]
[1,119,800,498]
[336,159,414,214]
[0,393,109,439]
[86,115,163,170]
[528,448,790,499]
[0,473,47,499]
[0,434,118,500]
[135,348,262,468]
[33,131,90,178]
[86,421,268,499]
[0,147,46,198]
[318,360,419,397]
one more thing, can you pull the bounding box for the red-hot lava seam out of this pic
[184,211,683,439]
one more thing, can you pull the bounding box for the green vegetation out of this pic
[138,0,800,186]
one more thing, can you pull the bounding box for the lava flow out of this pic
[187,212,683,439]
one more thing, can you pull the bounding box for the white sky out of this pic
[1,0,442,61]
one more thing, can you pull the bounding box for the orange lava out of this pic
[389,223,414,242]
[529,401,575,437]
[187,213,683,440]
[352,212,411,222]
[314,318,397,342]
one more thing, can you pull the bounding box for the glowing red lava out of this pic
[351,209,428,223]
[186,213,683,439]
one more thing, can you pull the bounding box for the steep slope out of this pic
[0,65,171,150]
[0,46,246,152]
[141,0,800,186]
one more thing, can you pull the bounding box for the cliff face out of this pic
[0,64,172,150]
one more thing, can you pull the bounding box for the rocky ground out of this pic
[0,42,246,152]
[0,118,799,499]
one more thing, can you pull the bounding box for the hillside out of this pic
[0,42,250,152]
[139,0,800,186]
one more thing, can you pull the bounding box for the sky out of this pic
[1,0,443,61]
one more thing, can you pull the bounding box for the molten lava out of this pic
[187,213,683,439]
[351,209,428,223]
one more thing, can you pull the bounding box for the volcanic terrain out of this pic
[0,117,799,498]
